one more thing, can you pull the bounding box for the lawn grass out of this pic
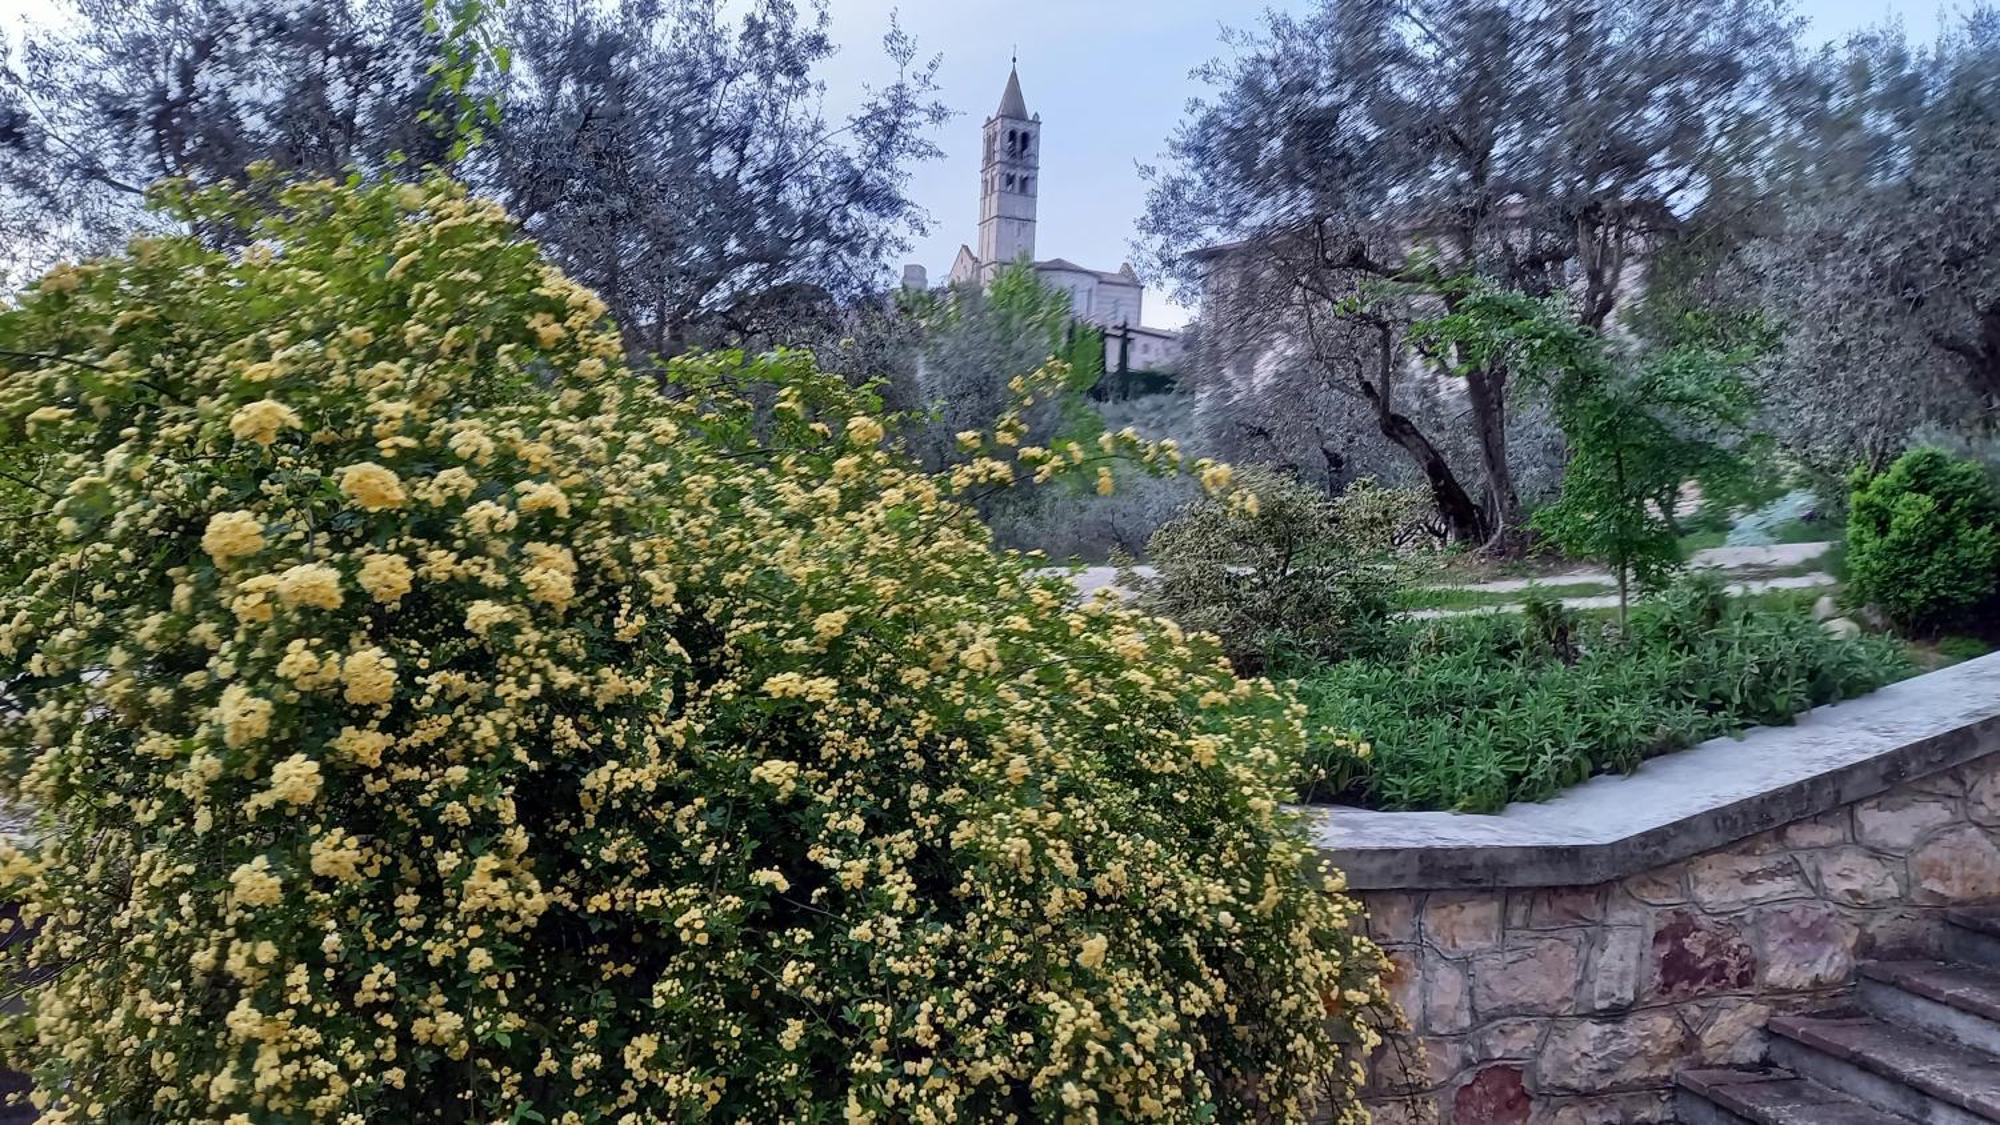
[1397,580,1614,612]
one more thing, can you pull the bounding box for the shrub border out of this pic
[1306,652,2000,889]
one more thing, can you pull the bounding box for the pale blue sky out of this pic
[818,0,1957,328]
[0,0,1964,326]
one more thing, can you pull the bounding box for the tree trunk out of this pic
[1376,407,1488,545]
[1464,366,1526,555]
[1342,324,1490,545]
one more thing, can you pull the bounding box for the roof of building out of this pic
[1033,258,1141,287]
[997,65,1029,120]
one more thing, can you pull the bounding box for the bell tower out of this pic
[977,62,1039,278]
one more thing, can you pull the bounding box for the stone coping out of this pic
[1308,651,2000,890]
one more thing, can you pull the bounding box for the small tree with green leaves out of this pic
[1413,286,1759,623]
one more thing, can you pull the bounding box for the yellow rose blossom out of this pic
[228,857,282,909]
[515,481,571,518]
[200,511,265,566]
[265,754,323,806]
[338,462,407,511]
[331,726,392,768]
[340,647,397,706]
[274,563,344,610]
[213,684,274,748]
[845,415,884,446]
[356,554,413,605]
[228,399,301,446]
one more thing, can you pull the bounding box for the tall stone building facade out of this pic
[922,64,1182,372]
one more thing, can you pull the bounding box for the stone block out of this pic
[1854,792,1959,852]
[1699,998,1771,1066]
[1533,1090,1676,1125]
[1582,927,1645,1012]
[1755,900,1858,990]
[1357,1096,1431,1125]
[1536,1012,1694,1094]
[1906,769,1966,798]
[1779,810,1850,849]
[1649,908,1755,1000]
[1510,887,1604,930]
[1857,909,1937,960]
[1622,867,1685,906]
[1479,1018,1546,1060]
[1968,764,2000,827]
[1384,947,1423,1026]
[1425,893,1503,956]
[1812,845,1902,905]
[1366,1032,1430,1096]
[1367,892,1421,944]
[1424,1034,1467,1088]
[1687,852,1811,910]
[1472,937,1582,1020]
[1425,958,1473,1034]
[1910,824,2000,903]
[1452,1065,1531,1125]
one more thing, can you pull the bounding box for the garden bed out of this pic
[1292,581,1912,813]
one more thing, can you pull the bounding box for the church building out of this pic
[920,64,1183,373]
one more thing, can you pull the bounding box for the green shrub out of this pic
[0,175,1389,1123]
[1132,468,1403,673]
[1846,447,2000,631]
[1294,578,1911,812]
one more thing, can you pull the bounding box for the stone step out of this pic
[1677,1066,1916,1124]
[1948,907,2000,972]
[1863,961,2000,1056]
[1768,1012,2000,1125]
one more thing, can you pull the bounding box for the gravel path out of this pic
[1442,541,1834,595]
[1406,573,1840,619]
[1053,541,1841,611]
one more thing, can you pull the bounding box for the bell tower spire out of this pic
[978,61,1039,278]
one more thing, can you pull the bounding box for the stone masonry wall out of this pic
[1355,749,2000,1125]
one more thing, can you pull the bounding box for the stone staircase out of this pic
[1677,906,2000,1124]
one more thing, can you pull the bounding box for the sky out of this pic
[0,0,1963,328]
[817,0,1954,330]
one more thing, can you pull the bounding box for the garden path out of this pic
[1057,541,1841,614]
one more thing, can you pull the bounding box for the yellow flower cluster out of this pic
[228,398,302,446]
[0,173,1387,1125]
[337,462,406,511]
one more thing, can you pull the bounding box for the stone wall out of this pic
[1354,750,2000,1124]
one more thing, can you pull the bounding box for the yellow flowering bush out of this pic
[0,173,1388,1123]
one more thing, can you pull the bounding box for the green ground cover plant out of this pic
[1292,580,1911,813]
